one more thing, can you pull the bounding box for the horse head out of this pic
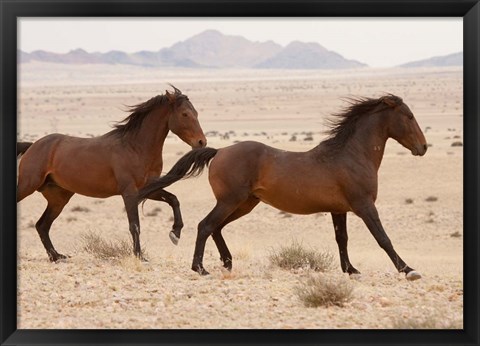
[166,85,207,149]
[382,95,427,156]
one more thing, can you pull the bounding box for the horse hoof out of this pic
[169,231,179,245]
[349,273,362,281]
[53,257,68,263]
[406,271,422,281]
[50,253,68,262]
[223,258,232,271]
[192,265,209,276]
[199,269,210,276]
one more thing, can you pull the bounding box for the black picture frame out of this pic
[1,0,478,345]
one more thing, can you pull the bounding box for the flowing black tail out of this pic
[139,147,218,201]
[17,142,33,157]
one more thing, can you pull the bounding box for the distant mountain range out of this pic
[399,52,463,68]
[19,30,462,69]
[19,30,366,69]
[255,41,365,69]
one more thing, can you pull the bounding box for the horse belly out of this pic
[50,146,119,198]
[255,184,351,215]
[50,170,117,198]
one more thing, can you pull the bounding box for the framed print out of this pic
[1,0,479,345]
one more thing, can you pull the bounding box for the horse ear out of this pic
[165,90,176,104]
[171,84,182,95]
[383,97,398,108]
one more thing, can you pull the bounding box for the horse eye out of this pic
[182,113,188,117]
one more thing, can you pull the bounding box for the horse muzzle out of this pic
[411,144,428,156]
[191,137,207,149]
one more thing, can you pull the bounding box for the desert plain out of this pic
[16,62,463,329]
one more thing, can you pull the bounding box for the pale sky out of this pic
[18,18,462,68]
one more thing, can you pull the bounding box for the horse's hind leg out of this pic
[192,196,252,275]
[145,189,183,245]
[331,213,360,275]
[36,185,74,262]
[211,196,260,271]
[353,203,421,281]
[17,167,47,202]
[17,143,52,202]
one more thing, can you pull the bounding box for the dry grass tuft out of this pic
[71,206,90,213]
[392,313,462,329]
[145,207,162,217]
[295,274,354,307]
[235,246,252,261]
[118,256,150,272]
[279,210,292,218]
[81,231,146,261]
[269,240,335,272]
[450,231,461,238]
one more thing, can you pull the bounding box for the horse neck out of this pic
[342,114,390,172]
[129,107,170,157]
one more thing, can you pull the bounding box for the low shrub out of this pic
[81,231,146,261]
[296,274,354,307]
[269,240,334,272]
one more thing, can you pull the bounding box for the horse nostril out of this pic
[199,139,204,147]
[423,144,428,151]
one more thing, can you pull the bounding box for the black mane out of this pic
[111,86,189,137]
[321,94,402,151]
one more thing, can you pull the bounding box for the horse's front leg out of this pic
[143,189,183,245]
[352,203,421,281]
[122,193,146,261]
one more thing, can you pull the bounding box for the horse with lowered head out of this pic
[139,94,428,280]
[17,86,206,262]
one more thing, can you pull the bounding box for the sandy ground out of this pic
[17,63,463,329]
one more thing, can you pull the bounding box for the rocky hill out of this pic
[255,41,366,69]
[20,30,367,69]
[400,52,462,67]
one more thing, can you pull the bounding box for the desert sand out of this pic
[17,63,463,329]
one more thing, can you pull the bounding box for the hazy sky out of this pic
[18,18,462,68]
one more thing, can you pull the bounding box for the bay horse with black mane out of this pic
[17,86,206,262]
[139,94,427,280]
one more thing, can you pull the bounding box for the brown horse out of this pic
[139,94,428,280]
[17,86,206,262]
